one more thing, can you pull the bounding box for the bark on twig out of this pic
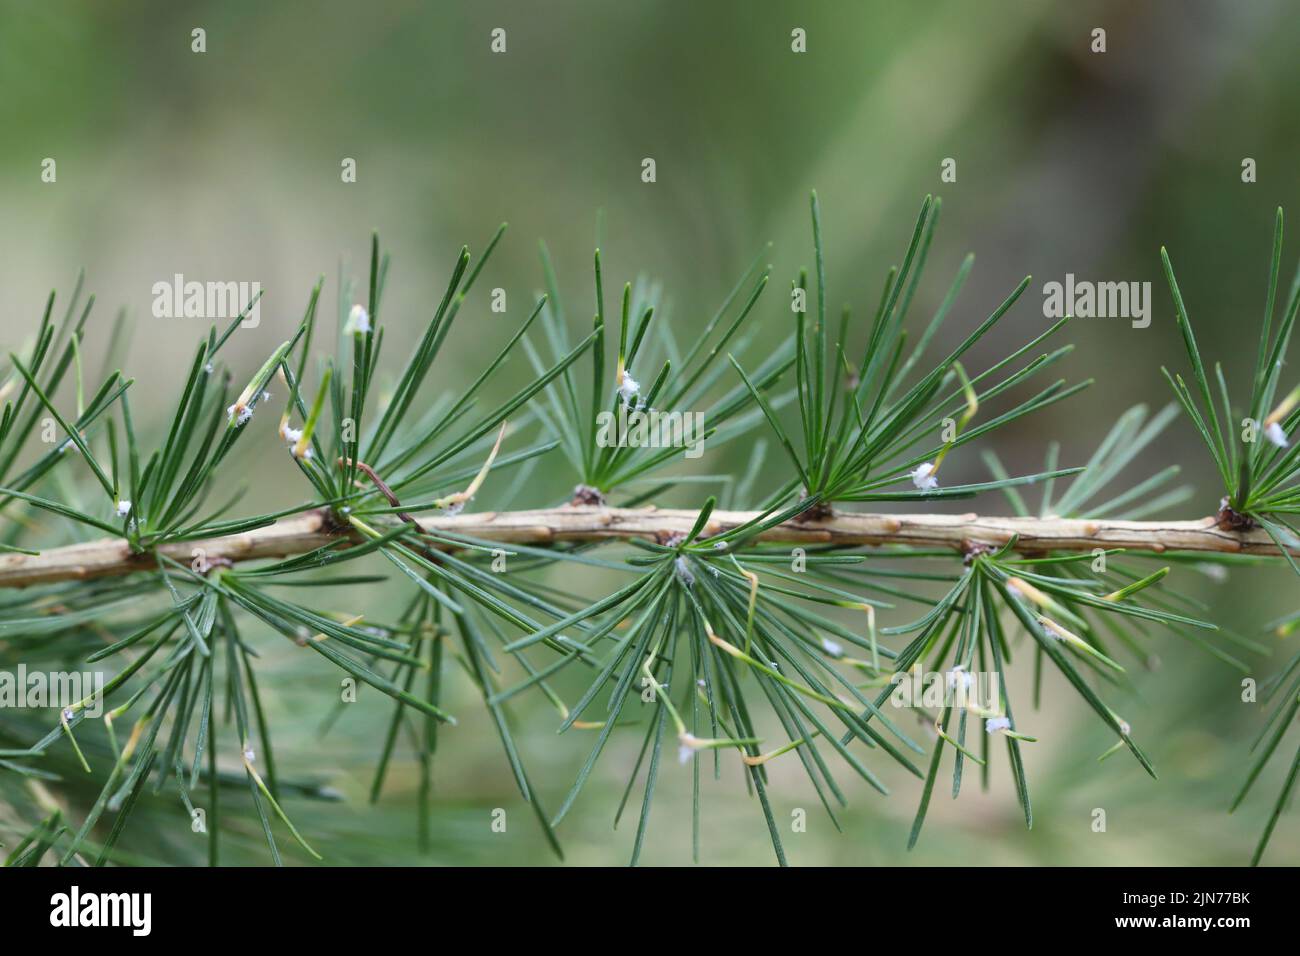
[0,506,1292,589]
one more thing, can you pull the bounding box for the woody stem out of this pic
[0,506,1290,589]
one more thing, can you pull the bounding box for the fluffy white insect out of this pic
[674,555,695,587]
[227,403,254,426]
[618,369,641,406]
[677,732,706,765]
[985,716,1012,734]
[114,500,132,517]
[910,461,939,491]
[345,304,371,335]
[1265,422,1288,448]
[1199,563,1228,583]
[1040,618,1067,641]
[946,665,974,692]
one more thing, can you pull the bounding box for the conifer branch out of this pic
[6,200,1297,868]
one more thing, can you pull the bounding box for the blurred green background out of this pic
[2,0,1298,865]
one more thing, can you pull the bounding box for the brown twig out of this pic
[0,506,1294,589]
[340,458,418,526]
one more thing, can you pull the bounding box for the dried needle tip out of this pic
[434,421,508,512]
